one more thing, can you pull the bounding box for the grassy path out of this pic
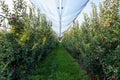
[29,44,90,80]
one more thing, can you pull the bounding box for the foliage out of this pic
[0,0,58,79]
[62,0,120,80]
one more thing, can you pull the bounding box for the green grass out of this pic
[29,44,90,80]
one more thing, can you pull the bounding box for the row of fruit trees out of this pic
[62,0,120,80]
[0,0,58,79]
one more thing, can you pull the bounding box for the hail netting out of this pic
[30,0,89,36]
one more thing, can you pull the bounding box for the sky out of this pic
[77,0,104,23]
[0,0,104,36]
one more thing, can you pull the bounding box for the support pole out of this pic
[58,0,63,40]
[59,11,61,37]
